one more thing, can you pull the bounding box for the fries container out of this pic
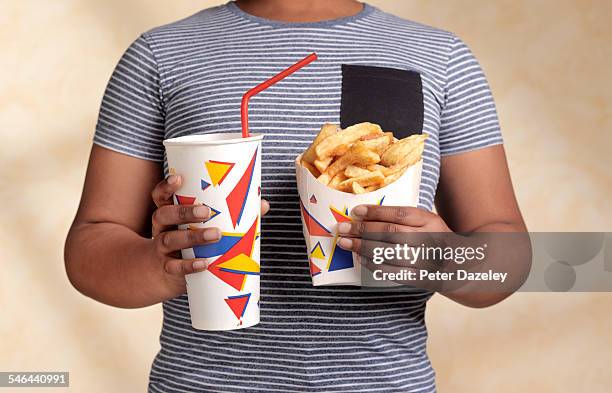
[164,133,263,330]
[296,154,423,286]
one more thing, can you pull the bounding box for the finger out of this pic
[338,236,421,269]
[336,220,416,239]
[153,204,211,228]
[156,227,221,255]
[338,236,415,270]
[164,258,209,276]
[351,205,430,227]
[338,236,394,260]
[338,236,362,253]
[151,175,182,208]
[338,236,396,261]
[261,199,270,216]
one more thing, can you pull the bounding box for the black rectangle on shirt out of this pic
[340,64,424,139]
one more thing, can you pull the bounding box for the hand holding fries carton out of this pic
[296,123,426,286]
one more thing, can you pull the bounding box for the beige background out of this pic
[1,0,611,392]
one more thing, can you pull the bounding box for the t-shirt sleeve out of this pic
[93,34,165,162]
[438,35,503,156]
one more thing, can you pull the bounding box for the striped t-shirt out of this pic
[93,2,502,392]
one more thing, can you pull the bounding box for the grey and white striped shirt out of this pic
[93,2,502,392]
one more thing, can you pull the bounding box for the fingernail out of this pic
[338,238,353,249]
[193,260,207,270]
[352,205,368,217]
[337,222,351,234]
[194,205,211,218]
[203,228,221,241]
[167,175,178,185]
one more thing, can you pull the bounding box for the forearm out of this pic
[440,221,531,308]
[64,222,180,308]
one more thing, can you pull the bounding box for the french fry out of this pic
[303,123,338,163]
[317,173,332,186]
[315,122,383,160]
[352,182,367,194]
[403,141,426,167]
[314,157,333,173]
[361,134,392,155]
[382,171,404,187]
[386,136,427,170]
[401,133,427,148]
[362,131,393,142]
[324,142,380,178]
[384,147,425,176]
[380,140,409,166]
[384,164,408,177]
[329,172,347,189]
[366,163,400,177]
[366,164,388,173]
[365,184,380,192]
[360,134,377,141]
[380,134,428,166]
[344,165,371,178]
[338,170,385,191]
[300,159,321,178]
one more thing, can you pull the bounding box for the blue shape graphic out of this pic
[204,205,221,223]
[201,179,211,191]
[328,243,354,272]
[193,233,241,258]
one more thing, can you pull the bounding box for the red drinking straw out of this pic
[241,53,318,137]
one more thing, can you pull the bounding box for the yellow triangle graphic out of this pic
[205,161,234,186]
[217,253,260,274]
[310,242,326,259]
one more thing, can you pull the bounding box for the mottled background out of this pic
[1,0,611,392]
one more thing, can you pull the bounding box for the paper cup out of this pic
[164,133,263,330]
[296,155,422,286]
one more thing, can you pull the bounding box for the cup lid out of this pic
[163,133,264,147]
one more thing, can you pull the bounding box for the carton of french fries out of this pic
[296,122,427,286]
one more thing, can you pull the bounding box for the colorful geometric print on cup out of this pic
[164,133,263,330]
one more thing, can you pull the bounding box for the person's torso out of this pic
[148,3,452,392]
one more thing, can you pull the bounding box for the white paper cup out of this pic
[296,155,422,286]
[164,133,263,330]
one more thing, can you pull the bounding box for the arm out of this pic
[336,35,530,307]
[433,145,529,306]
[436,145,525,234]
[64,146,223,308]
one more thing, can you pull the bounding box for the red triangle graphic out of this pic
[309,259,322,277]
[176,195,196,205]
[209,269,246,292]
[226,148,257,228]
[225,293,251,320]
[300,201,332,237]
[331,209,352,223]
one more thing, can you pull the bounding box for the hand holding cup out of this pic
[149,174,269,297]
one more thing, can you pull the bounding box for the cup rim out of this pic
[163,133,264,147]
